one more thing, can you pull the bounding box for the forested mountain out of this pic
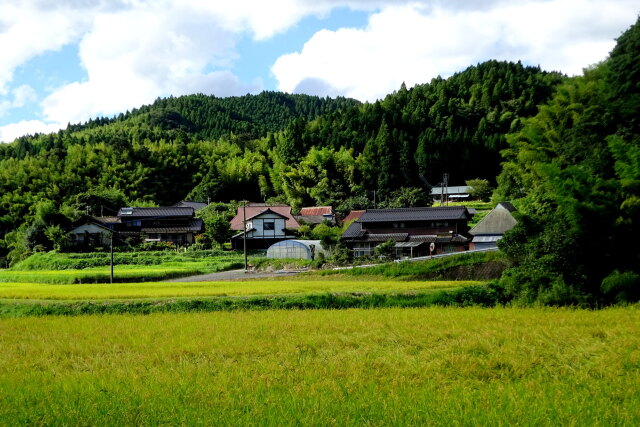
[0,60,563,261]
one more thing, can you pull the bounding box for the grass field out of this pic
[1,306,638,425]
[0,277,479,300]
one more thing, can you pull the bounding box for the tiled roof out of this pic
[300,206,333,216]
[408,235,438,243]
[230,204,300,230]
[359,206,471,222]
[141,219,203,234]
[90,216,120,224]
[342,210,365,224]
[173,201,208,210]
[117,207,194,218]
[341,221,366,239]
[364,233,408,242]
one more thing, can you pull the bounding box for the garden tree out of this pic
[74,187,129,217]
[44,225,69,251]
[3,227,31,266]
[311,223,343,251]
[495,16,640,305]
[197,205,234,249]
[374,240,396,260]
[465,178,493,201]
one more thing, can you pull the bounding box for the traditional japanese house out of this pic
[341,206,473,258]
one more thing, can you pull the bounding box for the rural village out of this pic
[0,3,638,425]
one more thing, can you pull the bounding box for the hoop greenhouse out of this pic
[266,240,326,260]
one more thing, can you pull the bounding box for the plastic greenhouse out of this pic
[266,240,326,260]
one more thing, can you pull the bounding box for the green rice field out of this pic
[0,278,477,301]
[1,306,638,425]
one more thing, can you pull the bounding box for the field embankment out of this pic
[322,250,510,280]
[1,306,638,425]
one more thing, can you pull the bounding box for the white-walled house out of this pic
[231,208,297,249]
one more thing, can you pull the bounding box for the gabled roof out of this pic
[359,206,471,223]
[469,203,517,235]
[230,204,300,230]
[300,206,333,216]
[246,208,289,221]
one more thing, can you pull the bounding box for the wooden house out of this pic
[342,206,473,258]
[115,206,203,245]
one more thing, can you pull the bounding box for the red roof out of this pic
[230,204,300,230]
[342,210,365,224]
[300,206,333,216]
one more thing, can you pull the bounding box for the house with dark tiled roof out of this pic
[230,204,299,249]
[112,206,203,245]
[469,202,517,249]
[341,206,473,258]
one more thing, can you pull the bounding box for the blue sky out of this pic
[0,0,637,142]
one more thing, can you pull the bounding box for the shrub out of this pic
[601,270,640,303]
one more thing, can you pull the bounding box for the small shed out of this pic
[266,239,326,260]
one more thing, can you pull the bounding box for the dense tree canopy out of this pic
[495,16,640,305]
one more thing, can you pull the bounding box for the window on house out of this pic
[264,221,275,231]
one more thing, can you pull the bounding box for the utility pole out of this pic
[242,200,248,272]
[110,231,114,284]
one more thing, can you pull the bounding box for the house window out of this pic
[264,221,275,231]
[353,243,372,257]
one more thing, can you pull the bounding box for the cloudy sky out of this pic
[0,0,637,142]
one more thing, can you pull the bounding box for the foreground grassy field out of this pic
[0,277,478,300]
[1,306,638,425]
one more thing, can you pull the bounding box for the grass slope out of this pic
[1,306,638,425]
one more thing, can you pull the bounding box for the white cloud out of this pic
[0,84,38,117]
[273,0,639,101]
[40,2,264,125]
[0,120,63,143]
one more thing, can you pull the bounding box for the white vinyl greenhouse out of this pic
[266,240,327,260]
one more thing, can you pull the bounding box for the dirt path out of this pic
[165,269,304,282]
